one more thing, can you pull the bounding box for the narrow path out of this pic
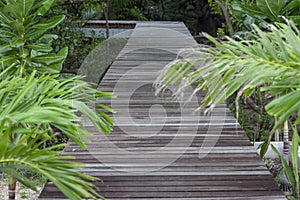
[40,22,285,199]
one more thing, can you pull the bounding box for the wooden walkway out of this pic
[40,22,285,199]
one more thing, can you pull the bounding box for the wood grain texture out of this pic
[39,21,286,200]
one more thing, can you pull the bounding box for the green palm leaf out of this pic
[155,22,300,144]
[0,72,114,198]
[0,72,114,148]
[266,90,300,126]
[256,0,286,20]
[0,125,103,200]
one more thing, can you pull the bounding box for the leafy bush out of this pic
[0,0,67,76]
[49,2,105,72]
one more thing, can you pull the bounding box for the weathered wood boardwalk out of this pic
[40,22,285,199]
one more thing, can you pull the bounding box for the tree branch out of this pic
[214,0,233,35]
[245,97,262,115]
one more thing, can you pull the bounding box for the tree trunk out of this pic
[283,120,289,162]
[214,0,233,35]
[274,117,280,141]
[100,0,109,39]
[104,5,109,39]
[8,176,16,200]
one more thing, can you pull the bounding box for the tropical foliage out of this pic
[207,0,300,37]
[232,0,300,26]
[50,0,106,72]
[0,121,103,200]
[155,22,300,196]
[273,131,300,199]
[0,72,114,199]
[0,72,114,146]
[59,0,224,35]
[0,0,68,76]
[0,0,114,199]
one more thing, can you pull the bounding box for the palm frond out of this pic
[0,72,114,149]
[0,120,103,200]
[155,22,300,128]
